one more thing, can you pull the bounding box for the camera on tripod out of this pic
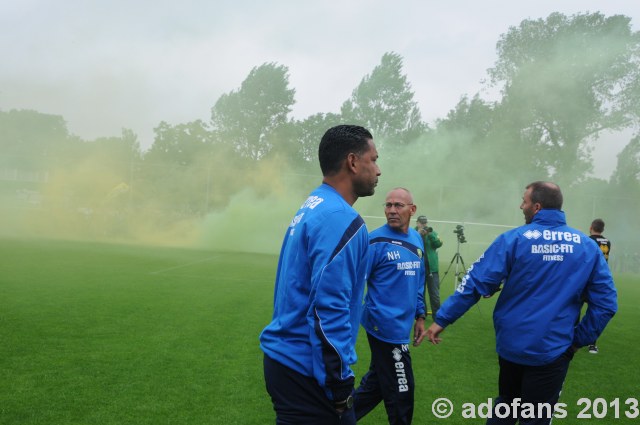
[453,224,467,244]
[442,224,468,287]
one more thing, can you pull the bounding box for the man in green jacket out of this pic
[416,216,443,317]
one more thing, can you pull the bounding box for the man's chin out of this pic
[357,188,376,198]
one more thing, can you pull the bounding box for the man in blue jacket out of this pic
[355,187,427,425]
[260,125,381,425]
[426,181,617,425]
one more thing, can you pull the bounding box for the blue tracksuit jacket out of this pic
[260,183,369,401]
[435,209,617,366]
[361,224,426,344]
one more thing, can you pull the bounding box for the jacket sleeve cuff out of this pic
[434,315,451,328]
[330,377,354,401]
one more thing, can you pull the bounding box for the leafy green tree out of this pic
[294,113,342,164]
[598,134,640,259]
[341,52,426,147]
[428,96,532,222]
[267,112,343,177]
[611,134,640,187]
[139,120,216,214]
[0,109,81,172]
[436,95,495,144]
[90,129,141,171]
[145,120,212,166]
[488,12,640,186]
[210,62,295,160]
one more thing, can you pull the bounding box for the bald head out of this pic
[388,187,413,203]
[383,187,416,233]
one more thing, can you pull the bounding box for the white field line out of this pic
[153,272,272,284]
[149,256,222,275]
[362,216,517,229]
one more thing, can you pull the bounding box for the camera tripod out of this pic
[441,237,467,288]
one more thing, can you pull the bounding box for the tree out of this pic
[138,120,216,214]
[210,62,295,160]
[436,95,495,143]
[145,120,212,166]
[294,113,342,164]
[488,12,640,186]
[607,134,640,259]
[428,96,537,222]
[341,52,426,147]
[611,134,640,187]
[90,129,141,170]
[0,109,82,173]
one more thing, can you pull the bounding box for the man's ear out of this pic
[346,152,358,173]
[534,203,542,214]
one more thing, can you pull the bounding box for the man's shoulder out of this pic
[304,207,363,235]
[290,190,364,248]
[498,225,525,240]
[303,186,359,219]
[307,184,344,208]
[370,226,423,252]
[369,224,389,239]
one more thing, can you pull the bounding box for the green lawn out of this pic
[1,238,638,424]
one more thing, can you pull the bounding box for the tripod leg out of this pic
[459,256,466,272]
[454,253,467,283]
[440,252,459,283]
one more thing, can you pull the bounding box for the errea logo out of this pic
[523,230,542,239]
[301,195,324,209]
[392,348,402,362]
[523,229,582,243]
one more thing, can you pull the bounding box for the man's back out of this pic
[437,209,617,365]
[589,234,611,262]
[492,210,614,364]
[261,124,380,424]
[260,183,369,383]
[427,182,618,424]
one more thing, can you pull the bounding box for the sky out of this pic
[1,0,639,179]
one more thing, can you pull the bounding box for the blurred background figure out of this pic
[586,218,612,354]
[415,215,443,317]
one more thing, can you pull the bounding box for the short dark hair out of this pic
[318,125,373,176]
[526,181,563,209]
[591,218,605,233]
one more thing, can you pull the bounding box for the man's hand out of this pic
[426,322,444,345]
[413,317,427,346]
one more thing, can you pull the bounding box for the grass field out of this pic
[1,238,638,424]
